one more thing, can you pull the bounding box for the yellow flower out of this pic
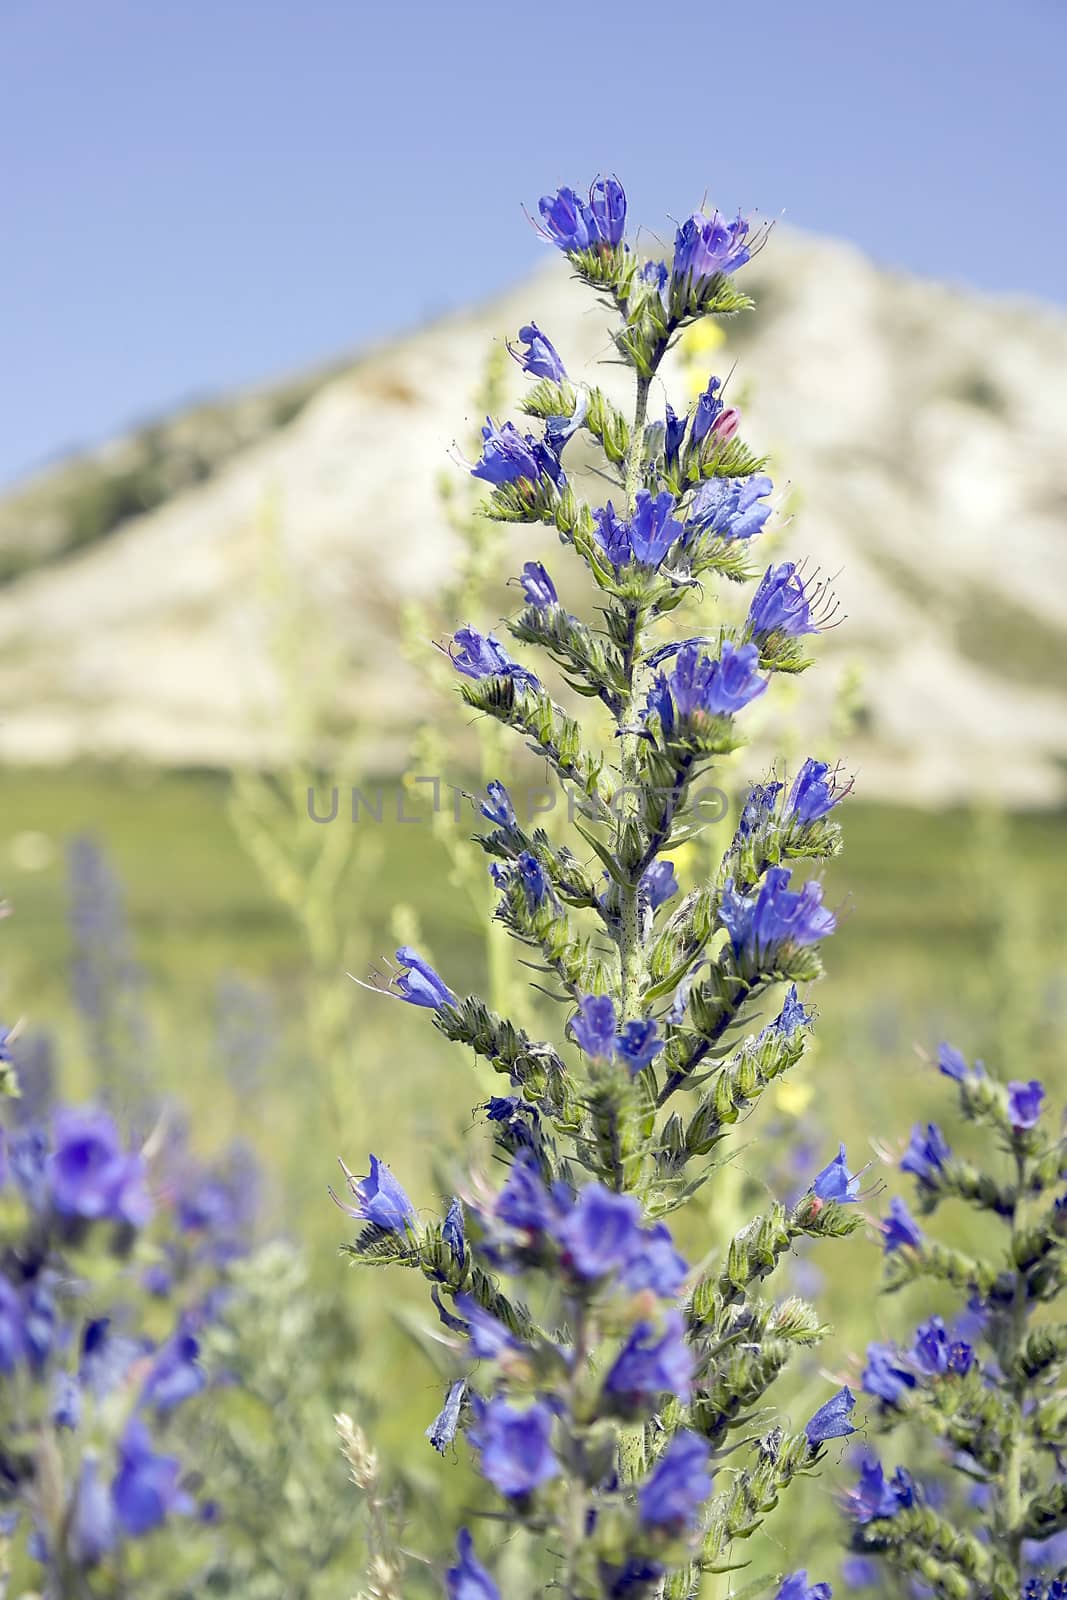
[775,1078,814,1117]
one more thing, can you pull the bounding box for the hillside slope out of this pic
[1,228,1065,804]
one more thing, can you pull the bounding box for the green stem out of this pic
[616,375,652,1026]
[998,1148,1031,1588]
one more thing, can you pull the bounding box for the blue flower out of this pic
[690,377,725,446]
[455,1294,519,1360]
[881,1196,923,1254]
[776,1572,833,1600]
[341,1155,416,1234]
[52,1370,83,1430]
[111,1419,191,1537]
[664,403,687,467]
[426,1379,466,1456]
[573,994,618,1058]
[687,474,774,543]
[759,984,812,1040]
[571,995,662,1075]
[639,1430,713,1528]
[589,176,627,245]
[747,562,820,641]
[642,859,679,910]
[644,641,767,735]
[604,1311,695,1405]
[141,1327,204,1414]
[615,1019,664,1073]
[937,1042,970,1080]
[518,561,557,610]
[592,490,684,571]
[507,323,566,383]
[443,1197,466,1266]
[469,1396,558,1497]
[9,1126,49,1209]
[1008,1079,1044,1130]
[23,1278,57,1370]
[483,1096,539,1153]
[393,946,456,1009]
[785,759,851,825]
[448,627,540,691]
[862,1341,916,1406]
[446,1528,500,1600]
[901,1123,951,1189]
[516,851,550,909]
[48,1108,151,1228]
[495,1151,559,1234]
[479,781,516,828]
[672,210,752,283]
[812,1145,860,1204]
[805,1385,857,1443]
[557,1184,644,1278]
[620,1223,689,1298]
[719,867,836,966]
[69,1456,118,1568]
[911,1316,974,1377]
[848,1457,916,1523]
[470,417,543,485]
[537,177,626,252]
[840,1558,880,1588]
[0,1275,24,1373]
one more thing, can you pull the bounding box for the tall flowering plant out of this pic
[344,175,862,1600]
[847,1047,1067,1600]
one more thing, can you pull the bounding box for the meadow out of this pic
[3,759,1065,1591]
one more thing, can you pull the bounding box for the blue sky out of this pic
[3,0,1063,487]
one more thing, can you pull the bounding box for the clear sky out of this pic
[3,0,1064,487]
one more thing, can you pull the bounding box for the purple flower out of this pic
[9,1126,49,1209]
[111,1419,191,1537]
[52,1370,83,1430]
[805,1385,857,1444]
[937,1042,970,1080]
[518,560,558,610]
[69,1456,118,1567]
[393,947,456,1010]
[664,403,687,467]
[469,1396,558,1497]
[1008,1079,1044,1131]
[0,1276,24,1373]
[719,867,836,966]
[901,1123,951,1189]
[340,1155,416,1234]
[912,1316,974,1377]
[604,1311,695,1405]
[812,1145,860,1204]
[841,1558,880,1588]
[479,781,515,829]
[23,1278,57,1370]
[615,1019,664,1073]
[776,1573,833,1600]
[848,1457,916,1524]
[785,759,852,825]
[557,1184,644,1278]
[48,1108,151,1228]
[738,780,784,838]
[448,627,540,691]
[759,984,812,1040]
[483,1096,539,1154]
[881,1196,923,1254]
[639,1430,713,1528]
[644,641,767,735]
[446,1528,500,1600]
[508,323,566,383]
[620,1223,689,1298]
[642,859,679,910]
[573,994,619,1058]
[471,418,543,485]
[862,1341,916,1406]
[455,1294,519,1360]
[495,1151,559,1234]
[687,474,774,543]
[690,376,725,445]
[593,491,684,571]
[141,1328,204,1414]
[537,177,626,252]
[672,209,752,283]
[443,1197,466,1266]
[516,852,550,909]
[747,562,820,641]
